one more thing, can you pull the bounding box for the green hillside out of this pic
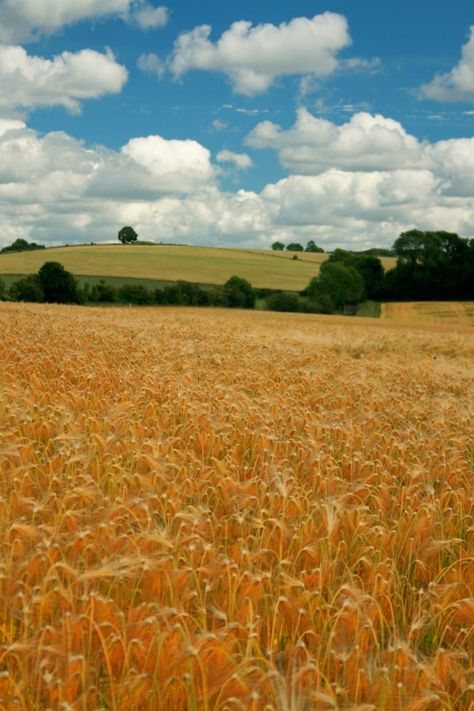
[0,244,397,291]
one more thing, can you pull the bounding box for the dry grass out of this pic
[0,303,473,710]
[381,302,474,328]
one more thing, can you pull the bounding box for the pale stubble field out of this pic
[0,303,473,710]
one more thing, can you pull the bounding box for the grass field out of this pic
[0,244,397,291]
[382,301,474,328]
[1,303,473,709]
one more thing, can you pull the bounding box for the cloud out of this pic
[0,117,473,252]
[132,4,168,30]
[0,45,127,113]
[216,149,252,170]
[420,26,474,102]
[246,109,423,173]
[0,0,168,42]
[137,52,165,78]
[121,135,215,192]
[246,108,474,198]
[169,12,351,95]
[211,119,228,131]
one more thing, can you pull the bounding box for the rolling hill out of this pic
[0,244,396,291]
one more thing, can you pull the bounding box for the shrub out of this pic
[266,292,304,312]
[118,284,153,305]
[9,275,44,302]
[223,276,256,309]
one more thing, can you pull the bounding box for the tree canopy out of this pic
[38,262,79,304]
[118,226,138,244]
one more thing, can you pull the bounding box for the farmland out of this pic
[381,301,474,328]
[1,303,474,709]
[0,244,396,291]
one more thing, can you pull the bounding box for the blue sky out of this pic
[0,0,473,249]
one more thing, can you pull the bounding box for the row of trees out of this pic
[0,238,45,254]
[271,240,324,253]
[0,263,258,309]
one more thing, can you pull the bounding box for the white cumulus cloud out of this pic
[169,12,351,95]
[420,26,474,102]
[0,116,473,252]
[246,109,424,173]
[121,135,215,192]
[0,0,168,42]
[137,52,165,78]
[0,45,128,113]
[132,3,168,30]
[216,150,252,170]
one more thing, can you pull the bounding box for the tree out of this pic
[306,262,365,311]
[327,249,384,299]
[118,226,138,244]
[305,240,324,253]
[9,275,44,302]
[271,241,285,251]
[1,238,45,254]
[38,262,79,303]
[223,276,256,308]
[286,243,304,252]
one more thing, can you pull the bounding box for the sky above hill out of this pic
[0,0,473,250]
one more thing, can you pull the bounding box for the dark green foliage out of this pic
[223,276,256,308]
[1,238,45,254]
[286,243,304,252]
[306,261,365,311]
[0,279,6,300]
[266,292,305,312]
[292,254,299,260]
[271,241,285,251]
[38,262,79,303]
[117,226,138,244]
[305,240,324,253]
[382,230,474,300]
[118,284,154,305]
[327,249,384,299]
[9,275,44,302]
[90,280,117,303]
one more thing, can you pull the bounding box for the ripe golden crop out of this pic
[0,303,473,710]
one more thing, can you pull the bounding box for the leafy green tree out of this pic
[382,230,474,300]
[118,284,153,304]
[271,241,285,251]
[38,262,79,303]
[223,276,256,308]
[1,238,45,254]
[286,243,304,252]
[305,240,324,253]
[0,278,6,300]
[306,262,365,310]
[9,275,44,302]
[328,249,384,299]
[117,226,138,244]
[91,280,117,303]
[266,291,304,312]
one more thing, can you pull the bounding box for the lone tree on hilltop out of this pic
[271,241,285,251]
[118,226,138,244]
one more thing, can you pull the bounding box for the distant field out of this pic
[381,301,474,327]
[1,302,473,709]
[0,244,396,291]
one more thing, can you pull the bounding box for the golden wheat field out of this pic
[1,303,474,710]
[381,302,474,328]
